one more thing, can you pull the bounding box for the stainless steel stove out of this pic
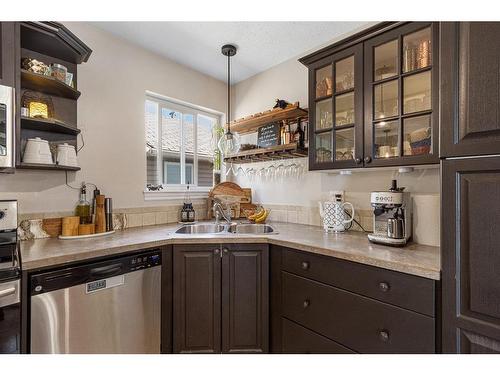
[0,200,20,354]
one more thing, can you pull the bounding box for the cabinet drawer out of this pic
[282,248,435,316]
[282,318,355,354]
[282,272,435,353]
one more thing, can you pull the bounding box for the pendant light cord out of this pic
[227,53,231,132]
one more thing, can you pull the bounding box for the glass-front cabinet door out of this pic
[309,44,364,170]
[364,22,439,167]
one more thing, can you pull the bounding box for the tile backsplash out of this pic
[18,200,208,240]
[18,194,439,247]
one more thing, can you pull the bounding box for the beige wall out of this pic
[232,58,308,120]
[0,22,226,214]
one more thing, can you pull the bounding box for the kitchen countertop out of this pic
[20,222,441,280]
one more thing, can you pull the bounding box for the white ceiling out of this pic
[92,22,370,83]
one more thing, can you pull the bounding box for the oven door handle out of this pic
[0,286,16,298]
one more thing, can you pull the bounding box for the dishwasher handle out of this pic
[90,264,123,279]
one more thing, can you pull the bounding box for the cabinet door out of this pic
[364,22,439,167]
[221,244,269,353]
[173,244,221,353]
[308,43,364,170]
[441,22,500,158]
[0,22,16,87]
[442,157,500,353]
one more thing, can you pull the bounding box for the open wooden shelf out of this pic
[21,116,80,135]
[224,143,308,164]
[17,162,80,171]
[230,102,308,135]
[21,69,81,99]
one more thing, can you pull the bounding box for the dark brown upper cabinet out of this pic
[302,22,440,171]
[173,243,269,354]
[0,22,17,87]
[363,22,439,167]
[442,157,500,353]
[16,22,92,172]
[308,43,364,170]
[440,22,500,158]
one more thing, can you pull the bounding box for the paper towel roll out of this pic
[412,194,440,247]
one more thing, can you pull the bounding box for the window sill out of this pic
[143,186,211,201]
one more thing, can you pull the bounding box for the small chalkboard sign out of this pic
[257,123,280,148]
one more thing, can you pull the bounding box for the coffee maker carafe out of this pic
[367,180,411,246]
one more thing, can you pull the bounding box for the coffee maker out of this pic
[367,180,411,246]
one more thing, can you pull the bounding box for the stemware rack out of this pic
[224,143,307,164]
[223,102,309,164]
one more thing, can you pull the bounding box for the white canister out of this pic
[23,137,53,164]
[56,143,78,167]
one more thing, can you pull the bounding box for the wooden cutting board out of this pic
[209,182,245,197]
[210,182,250,203]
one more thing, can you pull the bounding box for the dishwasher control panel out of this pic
[129,252,161,271]
[31,249,162,296]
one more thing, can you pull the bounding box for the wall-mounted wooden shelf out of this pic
[21,116,80,135]
[224,143,307,164]
[17,162,80,171]
[21,69,81,99]
[230,102,308,135]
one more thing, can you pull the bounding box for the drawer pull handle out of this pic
[379,330,390,342]
[301,261,310,270]
[303,299,310,308]
[379,282,390,292]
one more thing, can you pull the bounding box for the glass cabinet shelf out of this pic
[367,23,436,163]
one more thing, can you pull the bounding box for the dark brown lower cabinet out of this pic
[173,243,269,354]
[271,245,437,354]
[222,244,269,353]
[281,318,355,354]
[442,157,500,353]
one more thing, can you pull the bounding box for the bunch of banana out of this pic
[254,209,270,224]
[247,207,264,221]
[248,207,270,223]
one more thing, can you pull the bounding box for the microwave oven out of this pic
[0,84,15,169]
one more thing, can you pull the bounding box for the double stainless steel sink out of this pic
[174,222,276,235]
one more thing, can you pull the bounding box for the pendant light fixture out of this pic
[218,44,241,156]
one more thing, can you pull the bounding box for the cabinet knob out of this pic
[379,282,390,292]
[364,156,372,163]
[223,248,228,253]
[301,261,310,270]
[379,330,390,342]
[303,299,310,308]
[355,157,362,164]
[214,249,220,254]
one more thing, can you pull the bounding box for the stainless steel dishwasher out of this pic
[30,249,162,354]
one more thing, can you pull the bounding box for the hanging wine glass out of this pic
[225,163,234,177]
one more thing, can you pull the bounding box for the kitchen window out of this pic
[144,93,222,199]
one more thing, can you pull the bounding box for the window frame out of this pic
[144,91,223,200]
